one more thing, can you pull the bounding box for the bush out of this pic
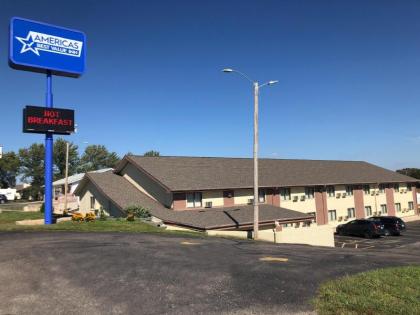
[85,212,96,222]
[99,207,107,221]
[40,202,45,213]
[124,205,151,219]
[126,213,135,221]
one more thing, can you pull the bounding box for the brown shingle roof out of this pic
[116,156,418,191]
[78,171,312,230]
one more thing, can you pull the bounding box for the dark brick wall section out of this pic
[315,191,328,225]
[173,193,186,210]
[385,188,396,216]
[353,187,365,219]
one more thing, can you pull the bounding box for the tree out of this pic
[0,151,20,188]
[78,145,120,172]
[19,143,45,199]
[53,138,79,180]
[143,150,160,157]
[396,168,420,180]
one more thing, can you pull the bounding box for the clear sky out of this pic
[1,0,420,170]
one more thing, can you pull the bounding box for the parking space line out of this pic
[259,257,289,262]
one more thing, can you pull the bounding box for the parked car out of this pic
[336,219,385,238]
[0,194,8,204]
[368,216,406,236]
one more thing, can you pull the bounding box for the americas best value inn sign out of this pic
[9,17,86,76]
[23,106,75,135]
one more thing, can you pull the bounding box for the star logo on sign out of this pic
[15,33,40,56]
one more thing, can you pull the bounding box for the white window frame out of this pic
[345,185,353,196]
[365,206,372,217]
[90,196,95,209]
[363,185,370,195]
[328,210,337,221]
[408,201,414,210]
[305,187,315,199]
[380,204,387,214]
[327,186,335,198]
[280,188,291,201]
[395,203,401,212]
[347,207,355,218]
[186,192,202,208]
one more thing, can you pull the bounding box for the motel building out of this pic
[75,156,419,247]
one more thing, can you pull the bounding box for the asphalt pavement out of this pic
[0,229,419,315]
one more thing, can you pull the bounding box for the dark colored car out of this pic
[0,194,7,204]
[368,216,406,236]
[336,219,385,238]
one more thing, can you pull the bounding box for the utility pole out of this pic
[64,142,69,213]
[253,82,259,240]
[222,68,278,241]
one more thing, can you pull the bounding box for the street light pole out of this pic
[253,82,259,240]
[222,68,278,241]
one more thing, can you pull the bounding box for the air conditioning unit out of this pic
[378,211,382,215]
[247,198,253,205]
[205,201,213,208]
[370,191,375,196]
[300,195,306,201]
[338,216,343,221]
[376,192,380,195]
[344,216,349,221]
[294,222,300,228]
[373,211,378,216]
[293,196,298,202]
[342,193,347,198]
[336,193,341,198]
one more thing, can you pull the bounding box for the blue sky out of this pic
[1,0,420,170]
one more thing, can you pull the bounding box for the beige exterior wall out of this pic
[78,182,121,217]
[202,190,224,207]
[325,185,354,226]
[119,163,172,208]
[280,187,316,213]
[207,225,334,247]
[259,225,335,247]
[393,184,417,217]
[234,188,254,205]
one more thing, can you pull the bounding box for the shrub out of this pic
[85,212,96,222]
[124,205,151,219]
[99,207,107,221]
[72,212,84,222]
[126,213,135,221]
[40,202,45,213]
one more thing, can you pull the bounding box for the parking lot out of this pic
[335,219,420,249]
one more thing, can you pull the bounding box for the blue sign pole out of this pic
[44,71,53,224]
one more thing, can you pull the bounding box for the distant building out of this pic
[53,168,113,198]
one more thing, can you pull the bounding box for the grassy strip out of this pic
[313,266,420,315]
[0,211,200,237]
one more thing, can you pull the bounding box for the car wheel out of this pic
[364,232,372,239]
[338,229,345,236]
[393,232,401,236]
[0,200,5,204]
[384,229,391,236]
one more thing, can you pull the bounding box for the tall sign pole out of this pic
[9,17,86,224]
[44,71,53,224]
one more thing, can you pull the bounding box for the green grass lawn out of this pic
[313,266,420,315]
[0,211,200,237]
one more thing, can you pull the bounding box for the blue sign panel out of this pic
[9,17,86,77]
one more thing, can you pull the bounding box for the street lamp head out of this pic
[222,68,234,73]
[268,80,279,86]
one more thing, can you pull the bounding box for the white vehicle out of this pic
[0,188,18,201]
